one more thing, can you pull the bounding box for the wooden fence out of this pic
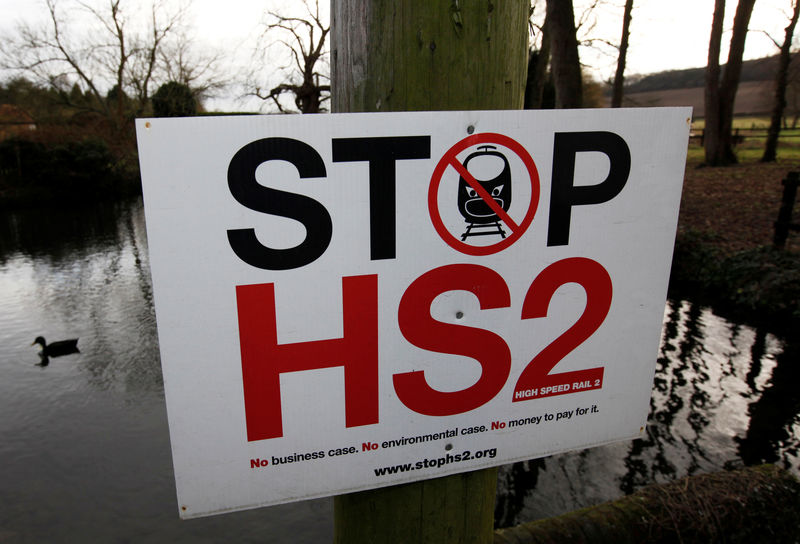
[690,128,800,146]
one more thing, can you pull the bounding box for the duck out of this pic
[31,336,80,357]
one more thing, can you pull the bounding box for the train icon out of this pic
[457,145,512,240]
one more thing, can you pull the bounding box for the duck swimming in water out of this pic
[31,336,80,358]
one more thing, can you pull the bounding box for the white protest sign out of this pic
[136,108,690,518]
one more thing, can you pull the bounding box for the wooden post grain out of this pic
[330,1,528,542]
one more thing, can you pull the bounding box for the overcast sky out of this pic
[0,0,793,111]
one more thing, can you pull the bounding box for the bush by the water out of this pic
[0,135,139,204]
[715,246,800,319]
[671,229,800,324]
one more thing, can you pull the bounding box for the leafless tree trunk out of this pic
[525,13,551,109]
[789,59,800,128]
[611,0,634,108]
[718,0,757,163]
[705,0,757,166]
[704,0,726,165]
[762,0,800,162]
[547,0,582,108]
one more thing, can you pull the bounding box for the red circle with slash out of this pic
[428,133,540,255]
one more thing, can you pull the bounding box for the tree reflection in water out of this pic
[495,299,797,527]
[3,200,795,537]
[738,338,800,471]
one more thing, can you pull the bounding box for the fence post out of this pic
[774,171,800,249]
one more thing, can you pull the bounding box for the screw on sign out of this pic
[428,133,540,256]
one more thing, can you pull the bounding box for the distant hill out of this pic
[619,54,783,117]
[624,55,779,94]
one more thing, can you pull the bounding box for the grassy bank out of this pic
[671,234,800,329]
[495,465,800,543]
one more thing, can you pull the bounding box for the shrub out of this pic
[0,135,137,202]
[714,246,800,320]
[152,82,197,117]
[669,229,800,327]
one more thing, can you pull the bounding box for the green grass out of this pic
[690,115,800,131]
[687,113,800,162]
[692,115,773,130]
[686,142,800,162]
[739,146,800,161]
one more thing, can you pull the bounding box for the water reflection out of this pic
[2,199,798,540]
[0,200,160,393]
[0,199,333,543]
[495,299,798,526]
[738,338,800,470]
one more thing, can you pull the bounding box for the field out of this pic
[686,115,800,163]
[622,80,775,118]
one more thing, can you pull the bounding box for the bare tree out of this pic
[547,0,583,108]
[0,0,221,123]
[762,0,800,162]
[704,0,758,166]
[704,0,726,165]
[573,0,625,73]
[787,57,800,128]
[156,31,226,108]
[525,3,551,109]
[528,1,614,109]
[525,32,552,109]
[123,1,187,114]
[611,0,634,108]
[247,0,330,113]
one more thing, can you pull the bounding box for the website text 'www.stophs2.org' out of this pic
[373,447,497,476]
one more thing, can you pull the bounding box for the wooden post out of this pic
[331,1,528,113]
[774,171,800,249]
[330,1,528,542]
[333,469,498,543]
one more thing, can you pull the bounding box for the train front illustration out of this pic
[457,145,512,240]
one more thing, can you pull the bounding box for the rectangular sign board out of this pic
[136,108,690,518]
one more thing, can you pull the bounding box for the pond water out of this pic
[0,198,797,541]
